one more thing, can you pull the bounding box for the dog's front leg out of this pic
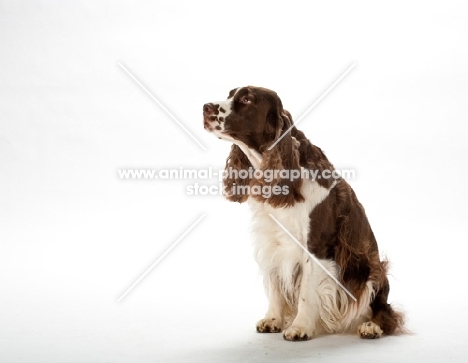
[282,259,319,341]
[256,274,286,333]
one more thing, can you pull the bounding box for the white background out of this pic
[1,1,468,362]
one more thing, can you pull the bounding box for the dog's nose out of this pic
[203,103,214,115]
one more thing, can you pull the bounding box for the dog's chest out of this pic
[247,179,334,279]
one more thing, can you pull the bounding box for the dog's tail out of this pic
[371,263,405,335]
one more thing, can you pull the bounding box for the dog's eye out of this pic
[241,96,251,104]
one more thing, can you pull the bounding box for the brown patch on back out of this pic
[306,173,404,335]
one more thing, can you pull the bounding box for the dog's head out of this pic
[203,86,293,152]
[203,86,305,206]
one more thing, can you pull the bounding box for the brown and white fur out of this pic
[203,86,404,341]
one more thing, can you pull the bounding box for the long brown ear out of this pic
[223,144,252,203]
[254,110,305,208]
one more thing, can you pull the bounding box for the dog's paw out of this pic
[358,321,383,339]
[282,326,313,341]
[256,318,282,333]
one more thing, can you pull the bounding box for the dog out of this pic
[203,86,404,340]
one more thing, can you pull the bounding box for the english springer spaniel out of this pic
[203,86,404,341]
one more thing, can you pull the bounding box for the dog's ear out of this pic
[254,97,305,207]
[264,93,287,143]
[223,144,252,203]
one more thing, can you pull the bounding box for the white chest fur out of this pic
[248,178,334,301]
